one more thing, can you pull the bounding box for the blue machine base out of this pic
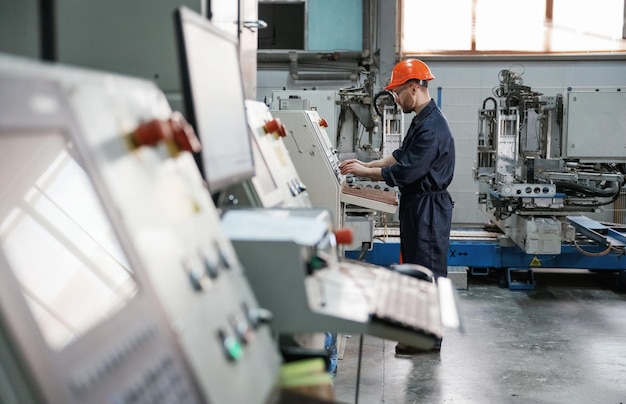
[345,238,626,272]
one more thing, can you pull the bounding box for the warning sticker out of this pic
[529,256,542,267]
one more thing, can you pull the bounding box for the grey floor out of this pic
[332,269,626,404]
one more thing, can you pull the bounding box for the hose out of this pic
[554,180,621,198]
[373,90,394,118]
[482,97,497,110]
[357,242,371,261]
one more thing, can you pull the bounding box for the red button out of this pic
[334,228,354,245]
[263,118,287,138]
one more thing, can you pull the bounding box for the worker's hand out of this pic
[339,159,367,176]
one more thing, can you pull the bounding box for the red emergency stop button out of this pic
[129,112,201,156]
[319,118,328,128]
[263,118,287,138]
[334,228,354,245]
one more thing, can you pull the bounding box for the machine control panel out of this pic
[272,109,397,230]
[245,100,312,209]
[0,54,281,404]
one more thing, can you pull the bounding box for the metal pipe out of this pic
[258,50,366,63]
[290,72,358,81]
[362,0,372,64]
[288,51,358,81]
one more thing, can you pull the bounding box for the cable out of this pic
[555,180,621,198]
[572,239,612,257]
[357,242,371,261]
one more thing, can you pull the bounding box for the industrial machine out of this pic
[267,76,406,253]
[345,68,626,289]
[0,53,282,403]
[475,68,626,256]
[271,109,398,252]
[221,100,312,209]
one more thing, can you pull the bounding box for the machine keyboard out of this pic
[369,269,442,338]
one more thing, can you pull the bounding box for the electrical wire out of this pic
[572,239,612,257]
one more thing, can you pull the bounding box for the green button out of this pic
[224,336,243,361]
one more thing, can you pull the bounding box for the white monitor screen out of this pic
[175,7,255,193]
[0,131,138,350]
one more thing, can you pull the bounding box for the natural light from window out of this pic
[402,0,626,55]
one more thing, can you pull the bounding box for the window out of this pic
[258,2,306,49]
[401,0,626,55]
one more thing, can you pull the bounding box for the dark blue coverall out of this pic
[381,99,455,278]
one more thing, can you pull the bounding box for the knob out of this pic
[246,307,273,328]
[201,250,219,279]
[296,179,307,192]
[231,317,253,345]
[183,258,208,292]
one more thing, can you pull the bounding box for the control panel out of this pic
[244,100,312,209]
[221,208,454,350]
[272,110,397,231]
[271,110,345,227]
[0,54,281,404]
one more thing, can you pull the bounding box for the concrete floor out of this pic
[332,269,626,404]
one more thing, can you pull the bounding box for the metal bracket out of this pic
[507,268,536,290]
[567,215,626,249]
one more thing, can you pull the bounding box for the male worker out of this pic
[339,59,455,354]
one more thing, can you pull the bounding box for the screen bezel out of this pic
[174,6,256,194]
[0,73,164,403]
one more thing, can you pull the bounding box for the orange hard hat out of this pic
[385,59,434,90]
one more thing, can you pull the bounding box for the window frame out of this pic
[398,0,626,60]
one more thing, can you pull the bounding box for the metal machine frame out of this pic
[348,69,626,288]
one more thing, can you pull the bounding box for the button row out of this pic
[183,241,235,292]
[71,324,157,394]
[287,178,307,196]
[109,355,198,404]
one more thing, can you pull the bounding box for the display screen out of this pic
[175,7,255,193]
[0,132,138,350]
